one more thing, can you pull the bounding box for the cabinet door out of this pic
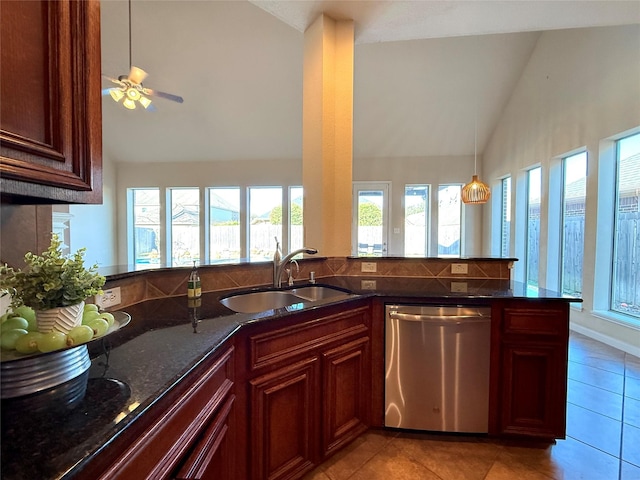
[321,337,370,458]
[250,357,320,480]
[0,0,102,204]
[500,343,567,438]
[174,395,235,480]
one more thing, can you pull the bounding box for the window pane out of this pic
[249,187,282,261]
[209,188,240,262]
[132,188,160,266]
[561,152,587,297]
[526,167,541,292]
[170,188,200,266]
[356,190,384,256]
[612,133,640,318]
[501,177,511,257]
[405,185,429,257]
[290,187,303,252]
[438,185,461,256]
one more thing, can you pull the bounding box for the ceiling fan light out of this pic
[126,87,141,101]
[128,66,148,85]
[462,175,491,204]
[109,88,125,102]
[138,95,152,109]
[123,98,136,110]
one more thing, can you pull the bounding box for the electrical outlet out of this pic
[361,262,377,273]
[361,280,377,290]
[451,263,468,274]
[95,287,121,309]
[450,282,468,293]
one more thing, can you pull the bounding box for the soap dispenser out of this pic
[188,261,202,299]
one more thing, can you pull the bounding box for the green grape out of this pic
[14,331,42,354]
[1,329,29,350]
[0,312,16,324]
[12,306,36,325]
[83,303,99,313]
[1,316,29,333]
[87,318,109,337]
[98,312,115,327]
[82,310,101,324]
[66,325,94,346]
[38,331,68,353]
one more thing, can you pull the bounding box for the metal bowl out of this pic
[0,311,130,399]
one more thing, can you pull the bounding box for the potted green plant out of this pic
[0,234,105,333]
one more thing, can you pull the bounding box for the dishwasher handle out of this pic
[388,311,490,323]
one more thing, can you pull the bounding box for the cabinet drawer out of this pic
[98,346,234,480]
[503,308,567,337]
[249,306,370,371]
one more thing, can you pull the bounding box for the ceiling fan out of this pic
[102,0,183,111]
[102,67,183,110]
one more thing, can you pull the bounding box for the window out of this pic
[131,188,161,267]
[289,186,303,252]
[612,133,640,318]
[170,188,200,266]
[526,167,541,292]
[353,183,389,256]
[404,185,429,257]
[209,187,240,262]
[561,152,587,297]
[501,177,511,257]
[437,185,461,256]
[248,187,282,261]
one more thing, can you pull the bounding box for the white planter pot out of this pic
[36,301,84,333]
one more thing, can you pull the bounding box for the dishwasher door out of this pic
[384,305,491,433]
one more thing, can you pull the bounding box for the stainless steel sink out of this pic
[289,286,352,302]
[220,286,353,314]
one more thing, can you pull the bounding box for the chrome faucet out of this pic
[274,246,318,288]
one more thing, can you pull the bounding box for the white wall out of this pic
[54,152,118,268]
[482,24,640,354]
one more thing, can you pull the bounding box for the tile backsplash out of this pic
[101,257,513,310]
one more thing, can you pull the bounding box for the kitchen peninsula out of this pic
[1,257,579,480]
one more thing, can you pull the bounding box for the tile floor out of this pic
[304,331,640,480]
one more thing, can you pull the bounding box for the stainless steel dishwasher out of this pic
[384,304,491,433]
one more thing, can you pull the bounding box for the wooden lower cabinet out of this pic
[321,337,369,457]
[250,357,320,480]
[496,302,569,439]
[243,301,373,480]
[78,345,235,480]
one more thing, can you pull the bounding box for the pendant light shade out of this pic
[462,175,491,204]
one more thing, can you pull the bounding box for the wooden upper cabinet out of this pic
[0,0,102,204]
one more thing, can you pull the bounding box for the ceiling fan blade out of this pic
[102,74,124,86]
[128,66,148,85]
[145,88,184,104]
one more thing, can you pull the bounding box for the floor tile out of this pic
[568,360,624,394]
[392,432,499,480]
[622,460,640,479]
[566,403,622,456]
[627,354,640,380]
[348,443,442,480]
[626,376,640,401]
[624,396,640,428]
[567,378,623,420]
[548,436,619,480]
[622,423,640,467]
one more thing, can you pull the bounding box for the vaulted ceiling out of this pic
[100,1,639,164]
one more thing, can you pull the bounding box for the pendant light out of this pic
[462,102,491,204]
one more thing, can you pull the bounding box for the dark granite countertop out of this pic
[0,277,578,480]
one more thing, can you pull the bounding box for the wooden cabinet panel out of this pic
[503,307,567,337]
[92,346,235,480]
[321,337,370,457]
[500,344,567,438]
[0,0,102,204]
[249,306,369,372]
[174,395,235,480]
[250,357,320,480]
